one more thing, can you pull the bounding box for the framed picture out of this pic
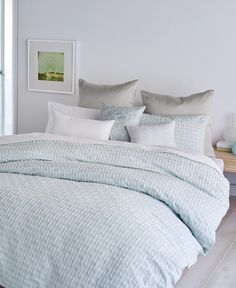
[28,40,76,94]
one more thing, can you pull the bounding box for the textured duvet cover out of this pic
[0,134,230,288]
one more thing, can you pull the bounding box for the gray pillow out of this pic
[79,79,139,109]
[141,89,215,156]
[100,103,145,142]
[140,114,209,154]
[141,90,214,115]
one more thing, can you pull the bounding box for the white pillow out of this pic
[46,102,100,133]
[51,111,115,140]
[127,122,176,148]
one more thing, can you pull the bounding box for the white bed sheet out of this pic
[210,157,224,173]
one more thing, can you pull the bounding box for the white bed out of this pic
[0,91,230,287]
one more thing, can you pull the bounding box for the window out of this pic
[0,0,15,135]
[0,0,4,134]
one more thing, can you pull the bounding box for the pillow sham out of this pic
[99,103,145,142]
[140,114,208,153]
[141,89,214,115]
[79,79,140,109]
[51,111,115,140]
[127,122,176,148]
[140,89,214,156]
[46,102,100,133]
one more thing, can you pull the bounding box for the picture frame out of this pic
[28,40,76,94]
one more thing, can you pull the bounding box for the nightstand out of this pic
[214,149,236,173]
[214,148,236,196]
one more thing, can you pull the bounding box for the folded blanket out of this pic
[0,136,230,288]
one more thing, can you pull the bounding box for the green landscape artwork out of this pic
[38,51,64,82]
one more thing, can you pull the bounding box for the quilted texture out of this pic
[99,103,145,141]
[140,114,208,153]
[0,140,229,288]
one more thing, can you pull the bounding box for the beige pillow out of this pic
[79,79,139,109]
[141,90,214,115]
[141,89,215,157]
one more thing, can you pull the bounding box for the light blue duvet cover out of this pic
[0,138,230,288]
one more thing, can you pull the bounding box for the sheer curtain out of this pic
[0,0,3,134]
[0,0,15,136]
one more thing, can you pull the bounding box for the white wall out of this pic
[17,0,236,142]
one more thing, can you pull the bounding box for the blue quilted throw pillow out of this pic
[140,114,209,153]
[100,103,145,141]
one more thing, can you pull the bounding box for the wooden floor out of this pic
[176,197,236,288]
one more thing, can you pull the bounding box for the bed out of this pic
[0,133,230,288]
[0,81,231,287]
